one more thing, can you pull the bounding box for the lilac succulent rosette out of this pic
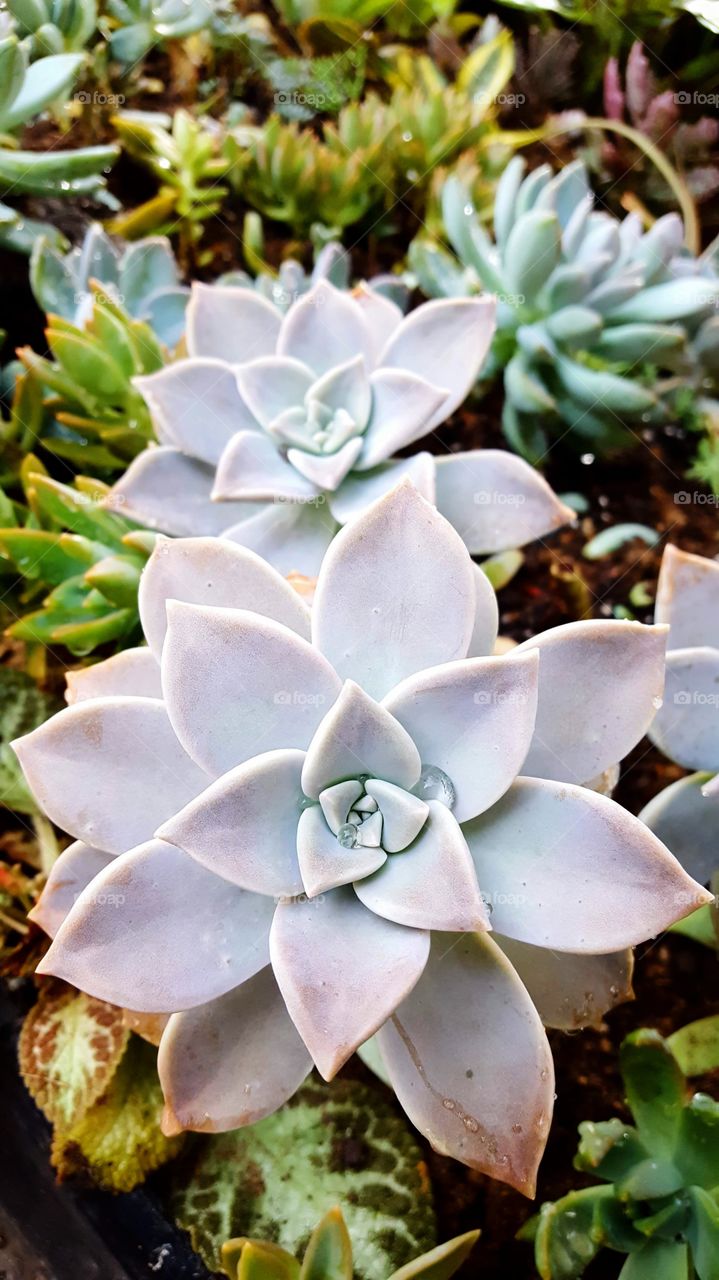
[111,279,572,575]
[14,486,708,1194]
[641,544,719,888]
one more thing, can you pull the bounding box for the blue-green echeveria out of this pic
[641,544,719,888]
[110,279,572,575]
[14,485,706,1193]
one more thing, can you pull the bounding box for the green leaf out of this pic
[686,1187,719,1280]
[52,1035,183,1192]
[532,1185,613,1279]
[670,905,718,950]
[221,1240,300,1280]
[0,667,60,813]
[172,1078,437,1280]
[0,51,83,132]
[389,1231,480,1280]
[620,1030,687,1159]
[582,524,660,560]
[673,1093,719,1190]
[300,1207,353,1280]
[0,528,97,586]
[618,1239,690,1280]
[18,984,128,1130]
[456,28,514,103]
[668,1016,719,1076]
[575,1118,648,1181]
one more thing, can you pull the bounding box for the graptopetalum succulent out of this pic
[521,1028,719,1280]
[640,545,719,910]
[14,484,709,1192]
[409,158,719,462]
[111,279,573,576]
[220,1207,478,1280]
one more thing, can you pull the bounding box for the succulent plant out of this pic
[102,0,209,64]
[410,158,718,462]
[5,0,97,57]
[18,282,165,471]
[112,278,573,576]
[601,42,719,209]
[30,224,190,348]
[0,467,154,655]
[220,1207,478,1280]
[0,36,117,252]
[640,545,719,915]
[108,110,230,260]
[14,485,707,1190]
[521,1026,719,1280]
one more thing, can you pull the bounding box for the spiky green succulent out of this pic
[5,0,97,57]
[30,224,189,348]
[410,158,718,461]
[221,1208,479,1280]
[0,35,117,253]
[18,283,164,472]
[521,1026,719,1280]
[0,466,153,654]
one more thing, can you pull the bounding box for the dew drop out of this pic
[442,1098,456,1111]
[414,764,456,809]
[337,822,359,849]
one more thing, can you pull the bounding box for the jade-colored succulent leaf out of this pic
[300,1207,353,1280]
[686,1187,719,1280]
[0,49,83,132]
[618,1239,690,1280]
[668,1016,719,1077]
[52,1035,183,1191]
[582,524,660,560]
[221,1239,301,1280]
[0,667,60,812]
[575,1118,648,1181]
[672,1093,719,1190]
[0,528,103,585]
[388,1229,480,1280]
[532,1185,613,1279]
[172,1078,437,1280]
[18,983,128,1130]
[620,1029,687,1159]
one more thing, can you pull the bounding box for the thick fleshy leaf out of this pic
[296,803,386,897]
[13,697,209,855]
[495,936,634,1030]
[288,438,364,492]
[357,371,448,470]
[158,749,305,897]
[225,500,339,578]
[379,298,496,427]
[354,802,489,932]
[158,967,312,1133]
[649,647,719,771]
[464,777,711,952]
[434,451,573,554]
[236,356,314,429]
[111,448,257,538]
[640,773,719,883]
[655,545,719,651]
[162,604,341,775]
[65,648,161,703]
[313,482,475,700]
[468,565,499,658]
[28,841,114,938]
[186,283,281,363]
[139,536,310,659]
[352,284,404,364]
[363,779,428,852]
[319,780,363,832]
[376,932,554,1193]
[213,431,319,501]
[39,840,274,1011]
[516,621,668,783]
[135,360,255,466]
[270,887,429,1080]
[277,281,373,376]
[383,652,539,823]
[327,454,436,526]
[301,680,421,799]
[308,355,372,429]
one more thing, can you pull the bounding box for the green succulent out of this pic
[410,158,718,462]
[30,223,189,348]
[0,35,117,253]
[220,1207,479,1280]
[102,0,210,66]
[18,283,164,472]
[5,0,97,57]
[108,109,230,260]
[0,465,153,654]
[521,1027,719,1280]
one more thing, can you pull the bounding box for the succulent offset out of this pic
[5,0,98,56]
[640,544,719,901]
[409,158,719,461]
[523,1028,719,1280]
[14,485,708,1191]
[112,278,572,575]
[30,225,190,348]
